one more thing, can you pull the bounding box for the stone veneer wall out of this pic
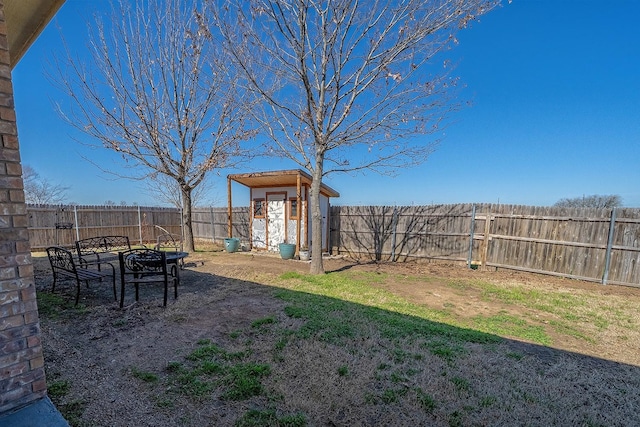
[0,0,48,414]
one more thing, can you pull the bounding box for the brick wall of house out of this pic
[0,0,48,414]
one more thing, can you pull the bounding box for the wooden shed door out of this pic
[266,193,286,251]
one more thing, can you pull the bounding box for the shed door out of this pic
[267,193,286,251]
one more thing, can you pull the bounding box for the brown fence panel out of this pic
[331,204,474,262]
[331,203,640,288]
[482,204,612,282]
[606,208,640,286]
[192,207,250,243]
[28,204,183,250]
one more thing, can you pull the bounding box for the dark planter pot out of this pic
[279,243,296,260]
[224,238,240,253]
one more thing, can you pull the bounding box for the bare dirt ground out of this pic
[33,249,640,426]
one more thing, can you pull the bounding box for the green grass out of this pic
[131,368,159,383]
[36,291,86,319]
[276,272,500,352]
[471,313,551,346]
[47,379,71,399]
[165,340,271,401]
[278,269,632,348]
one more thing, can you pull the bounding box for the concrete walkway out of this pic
[0,397,68,427]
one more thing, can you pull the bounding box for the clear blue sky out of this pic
[12,0,640,207]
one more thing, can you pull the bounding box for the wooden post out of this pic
[209,206,216,243]
[480,208,492,268]
[467,204,476,268]
[227,176,233,238]
[296,173,301,253]
[391,206,398,262]
[602,208,617,285]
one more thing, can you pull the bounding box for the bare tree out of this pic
[22,165,69,205]
[214,0,498,273]
[52,0,254,252]
[554,194,622,209]
[144,172,219,209]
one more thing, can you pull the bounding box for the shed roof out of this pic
[228,169,340,198]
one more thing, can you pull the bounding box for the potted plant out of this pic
[278,242,296,260]
[298,244,310,261]
[224,237,240,253]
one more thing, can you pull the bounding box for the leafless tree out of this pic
[52,0,255,251]
[554,194,622,209]
[143,172,219,209]
[22,165,69,205]
[214,0,498,273]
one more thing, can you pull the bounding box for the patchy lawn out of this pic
[34,247,640,426]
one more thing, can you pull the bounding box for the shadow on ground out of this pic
[32,252,640,427]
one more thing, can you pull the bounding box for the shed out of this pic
[227,169,340,254]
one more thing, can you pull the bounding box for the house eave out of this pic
[6,0,66,68]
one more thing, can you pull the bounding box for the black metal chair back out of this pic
[118,248,176,307]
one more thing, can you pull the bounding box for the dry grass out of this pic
[34,248,640,426]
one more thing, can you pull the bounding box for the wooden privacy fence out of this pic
[27,205,249,251]
[330,204,640,288]
[27,203,640,287]
[28,205,183,250]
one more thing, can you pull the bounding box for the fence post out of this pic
[210,206,216,243]
[73,205,80,241]
[391,206,398,262]
[467,205,476,268]
[480,207,492,268]
[602,208,617,285]
[137,206,143,245]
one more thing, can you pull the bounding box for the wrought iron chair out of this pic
[118,248,177,307]
[154,232,185,270]
[47,246,116,305]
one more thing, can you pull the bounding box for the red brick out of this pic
[0,106,14,121]
[0,360,28,378]
[29,354,44,370]
[0,279,24,292]
[0,288,18,303]
[0,313,23,330]
[20,283,35,298]
[26,335,40,348]
[4,160,18,175]
[0,266,16,280]
[0,92,13,108]
[2,134,17,149]
[18,263,34,278]
[15,240,30,252]
[0,337,25,354]
[0,301,19,317]
[31,377,47,392]
[12,214,27,228]
[9,189,25,203]
[23,310,39,325]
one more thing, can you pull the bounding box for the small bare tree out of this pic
[52,0,254,251]
[554,195,622,209]
[144,172,219,209]
[214,0,498,273]
[22,165,69,205]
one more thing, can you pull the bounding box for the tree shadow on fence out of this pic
[332,204,474,263]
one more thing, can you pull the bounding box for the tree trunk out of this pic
[181,187,195,252]
[309,164,325,274]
